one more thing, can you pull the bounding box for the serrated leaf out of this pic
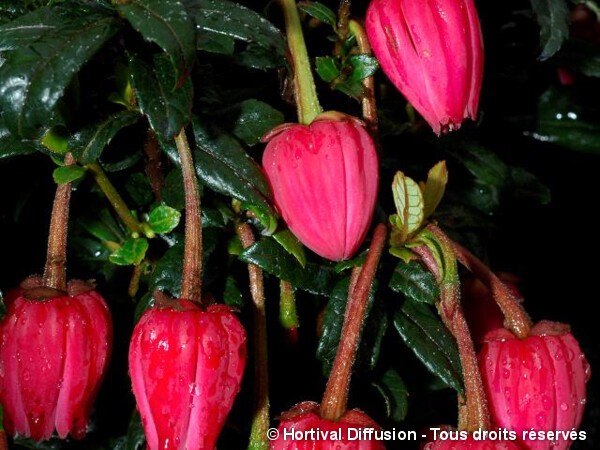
[229,99,284,146]
[190,0,286,65]
[69,111,140,164]
[422,161,449,218]
[192,118,276,225]
[52,165,86,185]
[239,237,337,295]
[0,5,119,137]
[272,229,306,268]
[389,260,439,304]
[530,0,569,60]
[373,369,408,422]
[109,237,149,266]
[392,171,424,238]
[315,56,341,83]
[317,277,387,375]
[130,52,193,140]
[117,0,195,77]
[147,204,181,234]
[298,1,337,27]
[393,302,463,392]
[348,54,379,81]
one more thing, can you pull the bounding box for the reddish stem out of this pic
[175,130,203,305]
[442,230,532,339]
[320,224,388,421]
[42,153,75,292]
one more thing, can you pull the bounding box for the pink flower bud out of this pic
[269,401,385,449]
[366,0,484,134]
[262,115,378,261]
[0,281,112,441]
[478,321,590,450]
[128,299,246,450]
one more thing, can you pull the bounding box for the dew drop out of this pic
[503,369,510,379]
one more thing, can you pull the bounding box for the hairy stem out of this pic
[320,223,388,421]
[237,222,270,450]
[86,162,143,235]
[43,153,75,291]
[175,130,203,305]
[278,0,322,124]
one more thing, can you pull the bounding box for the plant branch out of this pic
[320,223,387,421]
[278,0,322,124]
[280,280,299,343]
[236,222,270,450]
[175,130,203,305]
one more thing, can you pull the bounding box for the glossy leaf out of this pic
[0,4,119,137]
[530,0,569,60]
[109,237,149,266]
[192,118,276,225]
[272,229,307,268]
[125,173,154,208]
[0,123,38,159]
[239,237,337,295]
[130,52,193,140]
[393,302,463,393]
[0,1,27,24]
[53,165,86,185]
[348,54,379,81]
[389,260,439,305]
[298,2,337,27]
[372,369,409,422]
[315,56,341,83]
[223,275,244,308]
[161,169,185,211]
[147,204,181,234]
[148,239,184,296]
[229,99,284,146]
[70,111,140,164]
[116,0,195,76]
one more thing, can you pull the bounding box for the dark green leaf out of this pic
[0,124,38,159]
[389,260,439,304]
[236,42,285,70]
[530,87,600,153]
[0,1,27,25]
[298,2,337,27]
[555,40,600,78]
[191,0,286,65]
[530,0,569,60]
[334,251,367,273]
[52,165,86,185]
[70,111,140,164]
[223,275,244,308]
[197,30,235,55]
[109,237,149,266]
[372,369,409,422]
[229,99,284,146]
[162,168,185,210]
[333,79,365,99]
[147,204,181,234]
[192,118,276,225]
[272,229,306,268]
[393,302,463,392]
[130,52,193,140]
[452,143,510,188]
[125,172,154,207]
[79,208,126,243]
[149,238,183,296]
[122,411,146,450]
[348,54,379,81]
[315,56,340,82]
[0,290,6,320]
[0,5,119,137]
[239,237,337,295]
[510,167,551,205]
[117,0,195,76]
[317,277,387,375]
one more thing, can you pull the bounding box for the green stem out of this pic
[279,280,299,341]
[43,153,75,292]
[320,224,388,421]
[175,130,203,305]
[416,226,491,432]
[86,162,144,235]
[279,0,322,124]
[237,222,270,450]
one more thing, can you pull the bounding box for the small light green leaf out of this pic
[422,161,449,218]
[389,260,439,304]
[315,56,341,83]
[530,0,569,60]
[109,237,149,266]
[348,54,379,81]
[372,369,409,422]
[53,165,86,185]
[230,99,284,146]
[42,126,68,154]
[298,1,337,27]
[272,229,306,268]
[392,171,424,239]
[147,204,181,234]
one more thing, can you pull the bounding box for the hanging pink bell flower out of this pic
[366,0,484,134]
[479,321,590,450]
[262,113,379,261]
[0,277,112,441]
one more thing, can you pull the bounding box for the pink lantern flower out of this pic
[262,113,378,261]
[366,0,484,134]
[0,278,112,441]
